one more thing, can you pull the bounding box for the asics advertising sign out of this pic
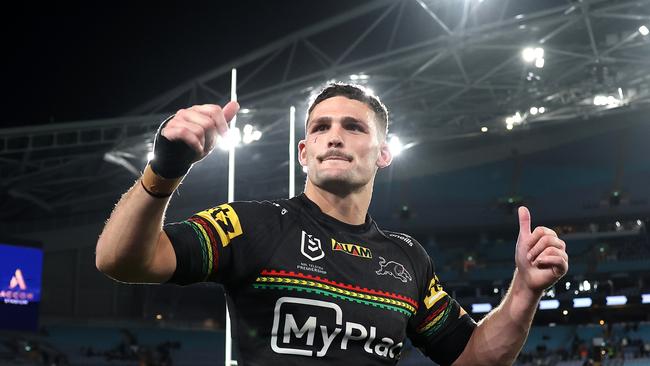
[271,297,403,359]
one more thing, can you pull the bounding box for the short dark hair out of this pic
[306,82,389,137]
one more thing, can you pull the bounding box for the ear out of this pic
[298,139,307,166]
[376,141,392,169]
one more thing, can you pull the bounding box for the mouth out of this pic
[318,151,352,163]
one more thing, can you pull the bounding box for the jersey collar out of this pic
[297,193,374,233]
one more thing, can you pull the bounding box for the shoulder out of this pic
[381,229,429,258]
[377,228,433,286]
[208,199,291,216]
[382,231,418,248]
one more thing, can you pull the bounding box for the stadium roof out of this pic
[1,0,649,231]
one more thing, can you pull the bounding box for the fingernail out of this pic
[527,253,532,261]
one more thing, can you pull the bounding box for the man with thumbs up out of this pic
[96,83,568,365]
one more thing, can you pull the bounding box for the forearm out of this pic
[453,269,542,366]
[95,178,171,280]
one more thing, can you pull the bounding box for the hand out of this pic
[162,101,240,163]
[515,206,569,293]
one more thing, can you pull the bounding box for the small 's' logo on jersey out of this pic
[301,230,324,261]
[375,257,412,283]
[331,239,372,259]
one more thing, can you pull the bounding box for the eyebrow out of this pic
[307,116,369,131]
[307,116,332,130]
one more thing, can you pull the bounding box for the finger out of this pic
[527,226,559,249]
[211,107,230,138]
[178,108,217,131]
[169,117,208,150]
[196,105,228,138]
[533,246,568,267]
[535,253,569,276]
[161,125,204,156]
[223,101,240,123]
[518,206,532,239]
[527,236,566,262]
[182,108,219,152]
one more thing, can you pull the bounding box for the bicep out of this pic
[143,230,177,283]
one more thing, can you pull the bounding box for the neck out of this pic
[303,180,373,225]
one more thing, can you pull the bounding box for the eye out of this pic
[312,124,328,132]
[346,123,364,132]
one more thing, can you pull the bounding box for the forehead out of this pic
[307,96,377,128]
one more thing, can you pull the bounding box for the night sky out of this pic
[3,1,368,128]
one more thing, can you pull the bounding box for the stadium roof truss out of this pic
[1,0,649,222]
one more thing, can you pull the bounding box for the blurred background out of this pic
[1,0,649,365]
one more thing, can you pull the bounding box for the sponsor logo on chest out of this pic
[271,297,403,359]
[331,239,372,259]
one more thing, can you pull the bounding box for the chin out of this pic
[313,173,366,195]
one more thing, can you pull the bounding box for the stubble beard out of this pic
[310,167,371,196]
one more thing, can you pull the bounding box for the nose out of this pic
[327,124,344,148]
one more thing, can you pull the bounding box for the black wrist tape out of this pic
[150,115,198,179]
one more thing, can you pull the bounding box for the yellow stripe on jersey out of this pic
[196,203,243,247]
[424,275,447,309]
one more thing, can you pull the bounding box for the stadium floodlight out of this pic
[242,124,262,144]
[593,95,605,105]
[562,310,569,316]
[481,127,488,133]
[539,299,560,310]
[388,135,404,156]
[594,95,621,107]
[243,124,253,135]
[522,47,536,62]
[349,74,369,81]
[606,296,627,306]
[471,303,492,313]
[573,298,592,308]
[530,107,538,115]
[642,294,650,304]
[538,107,545,113]
[639,25,649,36]
[147,151,155,161]
[522,47,544,66]
[240,108,251,114]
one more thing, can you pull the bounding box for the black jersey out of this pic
[163,194,476,365]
